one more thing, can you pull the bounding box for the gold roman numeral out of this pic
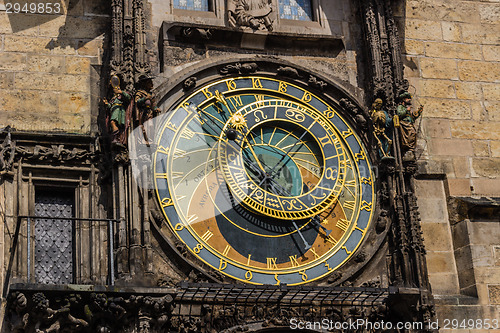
[343,201,356,211]
[267,258,278,269]
[200,230,213,242]
[336,218,350,231]
[310,248,320,259]
[222,245,231,256]
[289,255,300,267]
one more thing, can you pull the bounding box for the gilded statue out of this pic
[228,0,274,31]
[395,92,423,160]
[370,98,393,158]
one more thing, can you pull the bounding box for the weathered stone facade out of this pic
[393,0,500,325]
[0,0,499,332]
[0,0,109,133]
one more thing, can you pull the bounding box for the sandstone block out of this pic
[27,55,65,73]
[459,61,500,83]
[420,58,458,80]
[403,56,421,78]
[429,138,473,156]
[37,15,67,38]
[471,101,487,122]
[0,52,27,71]
[0,72,15,89]
[415,179,446,199]
[447,178,472,196]
[441,22,461,42]
[425,42,482,61]
[424,118,451,138]
[421,222,454,251]
[14,72,59,91]
[4,36,52,53]
[472,178,500,196]
[491,141,500,158]
[471,158,500,178]
[472,140,491,157]
[426,252,457,274]
[405,19,442,40]
[58,92,90,114]
[420,79,456,98]
[417,197,449,223]
[65,57,90,75]
[404,39,425,55]
[419,97,471,119]
[59,75,89,92]
[0,12,41,36]
[483,45,500,62]
[479,3,500,24]
[1,89,58,114]
[453,156,471,178]
[484,101,500,122]
[461,23,500,45]
[455,82,483,101]
[405,0,479,23]
[483,83,500,101]
[451,121,500,140]
[428,273,460,295]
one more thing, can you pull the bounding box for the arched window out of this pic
[279,0,313,21]
[173,0,211,11]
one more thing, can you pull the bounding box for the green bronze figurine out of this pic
[103,75,131,145]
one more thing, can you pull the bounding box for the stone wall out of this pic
[395,0,500,196]
[396,0,500,325]
[0,0,109,133]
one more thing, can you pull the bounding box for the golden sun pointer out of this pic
[229,113,247,131]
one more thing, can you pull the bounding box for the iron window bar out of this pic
[17,215,120,286]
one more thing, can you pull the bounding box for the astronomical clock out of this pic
[153,64,378,286]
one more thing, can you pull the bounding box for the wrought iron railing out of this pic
[9,216,119,289]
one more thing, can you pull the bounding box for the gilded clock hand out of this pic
[292,221,312,250]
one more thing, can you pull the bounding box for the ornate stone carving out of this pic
[110,0,151,90]
[0,128,16,172]
[219,62,258,75]
[340,98,367,129]
[227,0,274,31]
[8,291,175,333]
[308,75,327,90]
[183,76,198,91]
[276,66,301,78]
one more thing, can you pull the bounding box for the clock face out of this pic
[154,76,375,285]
